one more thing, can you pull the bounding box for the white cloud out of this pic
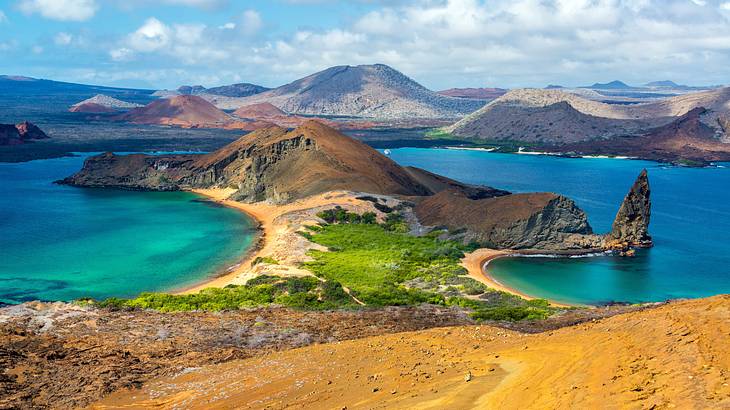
[0,10,7,23]
[17,0,97,22]
[127,18,171,52]
[54,32,74,46]
[110,47,134,61]
[32,45,43,54]
[239,10,262,36]
[100,0,730,89]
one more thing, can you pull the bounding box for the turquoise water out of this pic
[386,148,730,305]
[0,156,256,304]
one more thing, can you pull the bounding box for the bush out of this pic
[92,276,357,312]
[252,256,279,266]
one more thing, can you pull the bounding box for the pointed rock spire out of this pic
[607,169,652,248]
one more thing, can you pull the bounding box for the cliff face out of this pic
[62,121,433,203]
[61,122,652,252]
[415,190,599,250]
[606,169,652,248]
[415,170,652,252]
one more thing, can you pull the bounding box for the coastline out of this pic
[461,248,574,308]
[174,189,385,294]
[178,189,577,308]
[174,188,269,294]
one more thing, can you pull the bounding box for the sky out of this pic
[0,0,730,90]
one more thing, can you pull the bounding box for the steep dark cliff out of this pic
[606,169,652,248]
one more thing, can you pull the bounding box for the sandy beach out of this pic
[177,189,387,294]
[461,248,572,307]
[180,189,574,308]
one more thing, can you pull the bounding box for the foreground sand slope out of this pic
[94,295,730,409]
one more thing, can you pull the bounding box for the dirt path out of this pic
[92,295,730,409]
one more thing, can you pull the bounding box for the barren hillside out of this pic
[93,295,730,409]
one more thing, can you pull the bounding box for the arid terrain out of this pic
[445,87,730,163]
[84,295,730,409]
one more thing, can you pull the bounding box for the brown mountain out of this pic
[437,88,508,100]
[0,122,49,145]
[231,102,323,129]
[116,95,233,128]
[61,121,649,251]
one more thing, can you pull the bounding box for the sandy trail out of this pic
[92,295,730,409]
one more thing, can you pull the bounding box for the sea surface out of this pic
[0,155,256,304]
[386,148,730,305]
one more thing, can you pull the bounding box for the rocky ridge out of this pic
[61,121,651,252]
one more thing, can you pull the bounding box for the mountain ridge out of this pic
[204,64,486,119]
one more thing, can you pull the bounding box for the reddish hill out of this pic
[117,95,233,128]
[437,87,508,100]
[69,103,117,113]
[233,102,287,118]
[232,102,340,129]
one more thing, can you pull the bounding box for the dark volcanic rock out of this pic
[606,170,652,248]
[414,189,600,250]
[0,122,49,145]
[15,121,49,140]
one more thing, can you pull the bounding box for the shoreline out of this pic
[461,249,575,308]
[173,188,270,294]
[178,189,578,308]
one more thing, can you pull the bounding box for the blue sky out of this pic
[1,0,730,90]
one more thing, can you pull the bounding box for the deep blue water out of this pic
[0,155,256,304]
[386,148,730,305]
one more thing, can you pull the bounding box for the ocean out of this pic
[385,148,730,305]
[0,155,256,304]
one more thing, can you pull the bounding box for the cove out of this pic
[0,155,256,304]
[385,148,730,305]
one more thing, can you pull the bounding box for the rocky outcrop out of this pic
[415,190,599,250]
[61,121,433,203]
[415,170,652,252]
[61,122,652,252]
[0,122,49,145]
[719,116,730,143]
[606,170,652,248]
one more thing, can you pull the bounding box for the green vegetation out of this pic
[94,275,356,312]
[252,256,279,265]
[86,210,557,321]
[303,210,556,320]
[317,207,377,224]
